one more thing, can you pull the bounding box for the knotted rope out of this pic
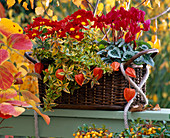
[120,63,150,128]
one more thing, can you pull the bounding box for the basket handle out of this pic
[124,48,159,67]
[24,52,37,64]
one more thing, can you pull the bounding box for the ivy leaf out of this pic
[143,54,155,66]
[69,65,74,71]
[108,47,121,58]
[66,74,74,81]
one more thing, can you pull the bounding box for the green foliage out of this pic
[97,39,154,66]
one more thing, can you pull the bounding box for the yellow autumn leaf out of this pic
[35,7,45,15]
[120,2,128,10]
[60,0,70,3]
[6,0,16,8]
[153,94,158,103]
[0,18,23,37]
[72,0,83,7]
[47,9,53,17]
[155,0,160,7]
[18,0,22,4]
[30,0,34,9]
[52,15,58,21]
[98,3,104,12]
[150,26,157,32]
[22,2,29,10]
[159,19,168,31]
[143,0,153,9]
[168,13,170,20]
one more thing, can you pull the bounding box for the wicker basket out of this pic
[25,49,158,110]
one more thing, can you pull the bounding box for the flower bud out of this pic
[124,88,136,102]
[55,69,65,80]
[75,74,85,86]
[34,63,44,74]
[93,67,103,80]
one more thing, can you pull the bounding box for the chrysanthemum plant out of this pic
[24,4,156,110]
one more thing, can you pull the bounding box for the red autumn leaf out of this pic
[93,67,103,80]
[55,69,65,80]
[0,103,25,117]
[125,67,136,78]
[0,89,17,100]
[75,74,85,86]
[14,78,23,85]
[153,104,161,111]
[0,112,12,119]
[14,72,22,78]
[34,63,44,74]
[7,34,33,50]
[124,88,136,102]
[2,61,18,74]
[111,62,120,71]
[0,2,6,18]
[0,65,14,90]
[0,49,9,64]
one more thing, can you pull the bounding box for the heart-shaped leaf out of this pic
[7,34,33,50]
[124,88,136,102]
[0,49,9,64]
[125,67,136,78]
[0,65,14,90]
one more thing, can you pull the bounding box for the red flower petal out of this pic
[125,67,136,78]
[124,88,136,102]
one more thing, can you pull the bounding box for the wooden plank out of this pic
[0,109,169,138]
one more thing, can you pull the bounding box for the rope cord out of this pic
[120,63,150,128]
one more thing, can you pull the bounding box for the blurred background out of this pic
[0,0,169,108]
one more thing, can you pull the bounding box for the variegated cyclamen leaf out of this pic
[0,18,23,37]
[0,65,14,90]
[0,49,9,64]
[7,34,33,50]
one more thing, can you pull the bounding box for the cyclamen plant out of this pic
[24,6,154,110]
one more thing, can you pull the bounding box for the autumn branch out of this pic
[150,7,170,20]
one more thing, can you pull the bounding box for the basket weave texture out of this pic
[38,67,146,111]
